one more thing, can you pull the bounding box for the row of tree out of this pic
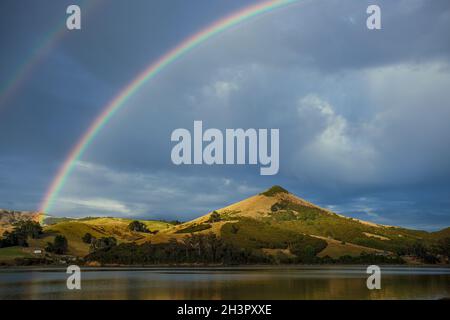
[0,221,43,248]
[84,232,408,265]
[396,239,450,264]
[86,233,271,265]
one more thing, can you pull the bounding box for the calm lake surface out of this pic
[0,266,449,300]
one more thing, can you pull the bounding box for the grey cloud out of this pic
[1,0,450,230]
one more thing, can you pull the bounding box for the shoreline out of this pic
[1,263,450,272]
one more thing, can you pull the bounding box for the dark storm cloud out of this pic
[52,161,263,220]
[0,0,262,210]
[190,0,450,71]
[1,0,450,230]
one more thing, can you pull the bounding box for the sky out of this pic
[1,0,450,231]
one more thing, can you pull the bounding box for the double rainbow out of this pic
[39,0,300,214]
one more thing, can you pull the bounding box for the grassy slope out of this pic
[3,186,449,261]
[314,236,383,258]
[268,209,429,253]
[166,186,447,259]
[250,188,441,253]
[0,246,34,261]
[430,227,450,240]
[28,217,173,257]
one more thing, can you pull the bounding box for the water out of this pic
[0,266,449,300]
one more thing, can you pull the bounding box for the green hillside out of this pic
[0,246,34,261]
[128,185,447,264]
[28,217,173,257]
[1,186,449,265]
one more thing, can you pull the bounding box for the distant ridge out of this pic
[0,209,41,235]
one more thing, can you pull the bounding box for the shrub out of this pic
[128,220,150,233]
[46,235,68,255]
[82,233,95,244]
[90,237,117,252]
[208,211,221,223]
[260,185,289,197]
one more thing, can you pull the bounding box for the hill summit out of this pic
[152,185,449,261]
[1,186,449,264]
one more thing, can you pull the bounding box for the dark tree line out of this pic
[86,233,271,265]
[0,221,43,248]
[436,237,450,261]
[396,241,445,264]
[85,232,407,266]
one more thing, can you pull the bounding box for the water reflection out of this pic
[0,266,449,300]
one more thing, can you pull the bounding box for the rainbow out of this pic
[39,0,300,213]
[0,26,64,107]
[36,212,47,225]
[0,0,102,108]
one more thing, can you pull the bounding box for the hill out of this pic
[1,186,449,264]
[153,185,445,259]
[0,209,41,235]
[26,217,174,257]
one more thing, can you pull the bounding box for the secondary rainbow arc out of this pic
[39,0,300,214]
[0,0,102,108]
